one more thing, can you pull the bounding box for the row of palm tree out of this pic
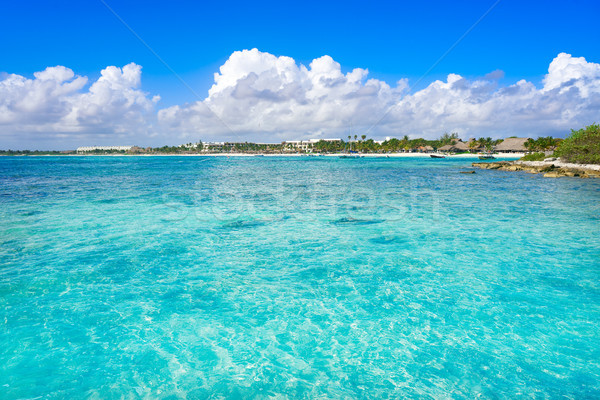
[471,137,495,152]
[346,134,368,151]
[525,136,562,152]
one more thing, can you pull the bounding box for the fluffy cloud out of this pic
[159,49,600,141]
[0,63,158,146]
[543,53,600,94]
[2,50,600,148]
[158,49,406,142]
[382,53,600,138]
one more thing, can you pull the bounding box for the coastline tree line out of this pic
[1,124,598,164]
[1,134,474,155]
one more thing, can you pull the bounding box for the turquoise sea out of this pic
[1,156,600,398]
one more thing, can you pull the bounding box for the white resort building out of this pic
[202,142,226,152]
[283,138,342,152]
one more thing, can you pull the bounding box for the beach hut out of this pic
[438,139,469,153]
[494,138,530,153]
[453,141,470,152]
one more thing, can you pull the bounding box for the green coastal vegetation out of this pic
[312,133,464,153]
[520,152,547,161]
[553,124,600,164]
[524,136,562,153]
[518,136,563,161]
[517,124,600,165]
[0,150,75,156]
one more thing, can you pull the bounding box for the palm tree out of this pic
[361,134,366,141]
[477,137,493,152]
[468,140,479,153]
[400,135,409,152]
[524,138,537,153]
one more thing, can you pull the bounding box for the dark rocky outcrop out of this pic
[472,161,600,178]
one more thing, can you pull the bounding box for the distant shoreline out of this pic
[1,152,524,158]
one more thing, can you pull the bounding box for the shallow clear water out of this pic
[1,156,599,398]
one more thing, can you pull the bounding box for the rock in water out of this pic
[543,172,562,178]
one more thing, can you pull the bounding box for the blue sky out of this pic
[3,0,598,102]
[1,0,600,148]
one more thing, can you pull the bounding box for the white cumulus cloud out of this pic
[158,49,406,142]
[0,63,158,147]
[159,49,600,141]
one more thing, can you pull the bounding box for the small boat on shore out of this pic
[478,154,495,160]
[430,154,445,159]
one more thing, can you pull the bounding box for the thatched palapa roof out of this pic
[453,141,470,151]
[439,139,469,152]
[494,138,530,152]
